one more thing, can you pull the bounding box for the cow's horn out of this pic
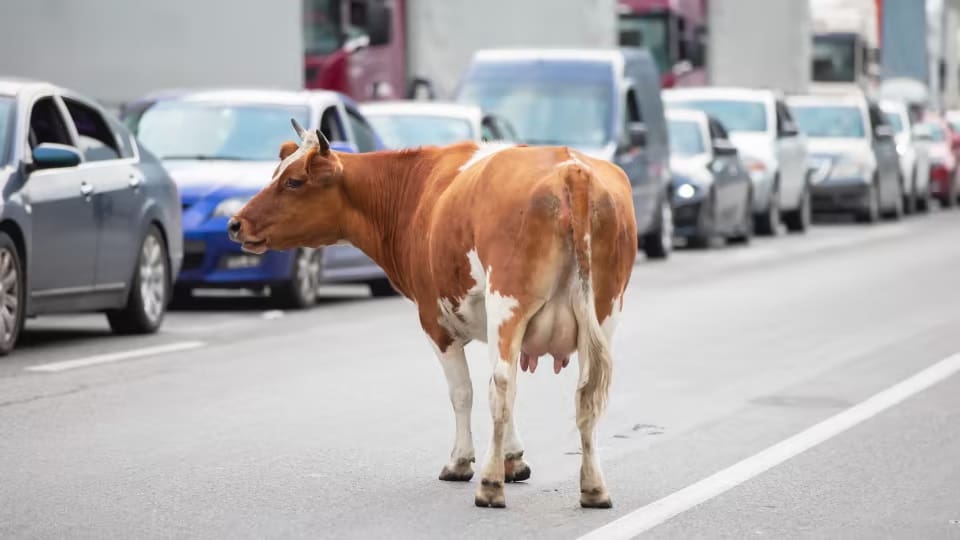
[291,118,306,139]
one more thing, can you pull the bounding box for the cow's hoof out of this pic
[580,487,613,509]
[504,457,531,483]
[474,479,506,508]
[439,460,474,482]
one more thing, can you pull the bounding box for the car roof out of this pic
[0,77,62,98]
[128,87,349,109]
[360,101,482,120]
[664,86,778,103]
[879,99,908,113]
[472,48,623,64]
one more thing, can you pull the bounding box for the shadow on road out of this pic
[17,327,113,350]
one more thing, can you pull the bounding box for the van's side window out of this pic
[625,88,642,125]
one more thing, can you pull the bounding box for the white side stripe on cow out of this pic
[458,143,515,172]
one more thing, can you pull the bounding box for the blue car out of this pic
[121,89,392,308]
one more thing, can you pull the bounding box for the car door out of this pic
[22,95,99,300]
[707,119,741,231]
[615,85,655,231]
[868,103,900,205]
[775,100,805,208]
[62,96,145,295]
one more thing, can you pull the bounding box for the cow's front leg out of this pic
[433,342,475,482]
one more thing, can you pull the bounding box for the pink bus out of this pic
[617,0,708,88]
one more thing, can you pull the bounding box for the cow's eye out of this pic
[285,178,305,189]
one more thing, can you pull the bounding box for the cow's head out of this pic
[228,119,346,254]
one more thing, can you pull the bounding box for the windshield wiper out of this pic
[160,155,257,161]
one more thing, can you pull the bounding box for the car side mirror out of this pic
[31,143,82,170]
[712,138,738,156]
[874,125,894,140]
[330,141,359,154]
[626,122,647,148]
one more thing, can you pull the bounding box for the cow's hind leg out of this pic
[475,294,536,508]
[432,342,475,482]
[503,415,531,482]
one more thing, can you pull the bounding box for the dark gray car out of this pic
[0,79,183,354]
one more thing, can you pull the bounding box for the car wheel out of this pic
[107,226,169,335]
[903,170,917,215]
[0,233,25,356]
[726,190,754,245]
[917,177,933,213]
[783,186,811,233]
[273,248,321,309]
[642,197,673,260]
[754,184,780,236]
[366,277,397,297]
[856,181,881,223]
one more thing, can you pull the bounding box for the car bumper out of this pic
[671,198,706,237]
[810,177,872,212]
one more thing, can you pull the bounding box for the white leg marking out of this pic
[430,340,474,472]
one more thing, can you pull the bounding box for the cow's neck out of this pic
[334,149,437,296]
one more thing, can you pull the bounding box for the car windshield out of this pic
[619,14,670,74]
[919,122,946,142]
[671,99,767,132]
[668,119,705,156]
[0,97,13,165]
[458,60,615,147]
[789,104,866,138]
[813,35,857,83]
[365,114,475,148]
[134,101,311,161]
[883,111,904,133]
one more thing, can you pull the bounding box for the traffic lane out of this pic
[643,369,960,539]
[1,213,958,538]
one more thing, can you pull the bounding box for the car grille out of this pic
[182,240,205,271]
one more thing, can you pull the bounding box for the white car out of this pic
[880,99,932,212]
[359,101,515,149]
[664,87,811,235]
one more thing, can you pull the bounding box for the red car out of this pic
[918,116,959,207]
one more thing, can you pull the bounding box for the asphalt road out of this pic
[2,211,960,539]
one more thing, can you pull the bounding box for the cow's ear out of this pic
[279,141,299,160]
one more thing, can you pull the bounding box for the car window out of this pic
[709,118,730,141]
[883,111,904,133]
[670,99,767,132]
[0,97,14,165]
[346,107,378,152]
[29,97,73,149]
[320,106,346,141]
[626,87,642,124]
[867,104,884,132]
[789,104,866,138]
[667,118,705,156]
[63,99,121,161]
[775,102,795,136]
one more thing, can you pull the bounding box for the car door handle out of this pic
[80,182,94,197]
[129,174,144,189]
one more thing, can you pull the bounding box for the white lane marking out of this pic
[25,341,207,373]
[262,310,285,320]
[579,352,960,540]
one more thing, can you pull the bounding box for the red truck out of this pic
[617,0,708,88]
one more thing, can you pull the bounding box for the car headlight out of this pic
[210,197,250,218]
[743,159,768,182]
[829,160,869,179]
[676,183,697,199]
[895,143,908,156]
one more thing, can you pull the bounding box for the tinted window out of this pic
[0,98,14,165]
[134,101,311,161]
[882,111,903,133]
[304,0,341,55]
[29,97,72,148]
[64,99,121,161]
[320,106,345,141]
[619,15,669,74]
[667,119,705,156]
[365,114,474,149]
[813,35,856,83]
[789,105,866,138]
[669,99,767,132]
[458,60,616,147]
[346,108,378,152]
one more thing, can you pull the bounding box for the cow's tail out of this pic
[563,161,614,431]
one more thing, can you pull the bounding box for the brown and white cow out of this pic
[227,120,637,508]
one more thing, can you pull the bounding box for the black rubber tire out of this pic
[641,196,672,260]
[754,184,780,236]
[367,277,398,297]
[0,232,26,356]
[783,187,811,233]
[727,190,754,245]
[883,177,904,220]
[170,286,194,309]
[272,248,320,310]
[855,182,881,224]
[106,226,169,335]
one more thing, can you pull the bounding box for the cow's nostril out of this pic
[227,217,242,236]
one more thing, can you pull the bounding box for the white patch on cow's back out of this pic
[458,142,515,172]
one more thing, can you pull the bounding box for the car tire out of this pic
[754,183,780,236]
[0,233,26,356]
[642,196,673,260]
[366,277,397,297]
[273,248,321,309]
[882,176,904,220]
[727,190,754,245]
[106,226,169,335]
[783,186,811,233]
[855,181,881,224]
[903,170,917,215]
[917,178,932,213]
